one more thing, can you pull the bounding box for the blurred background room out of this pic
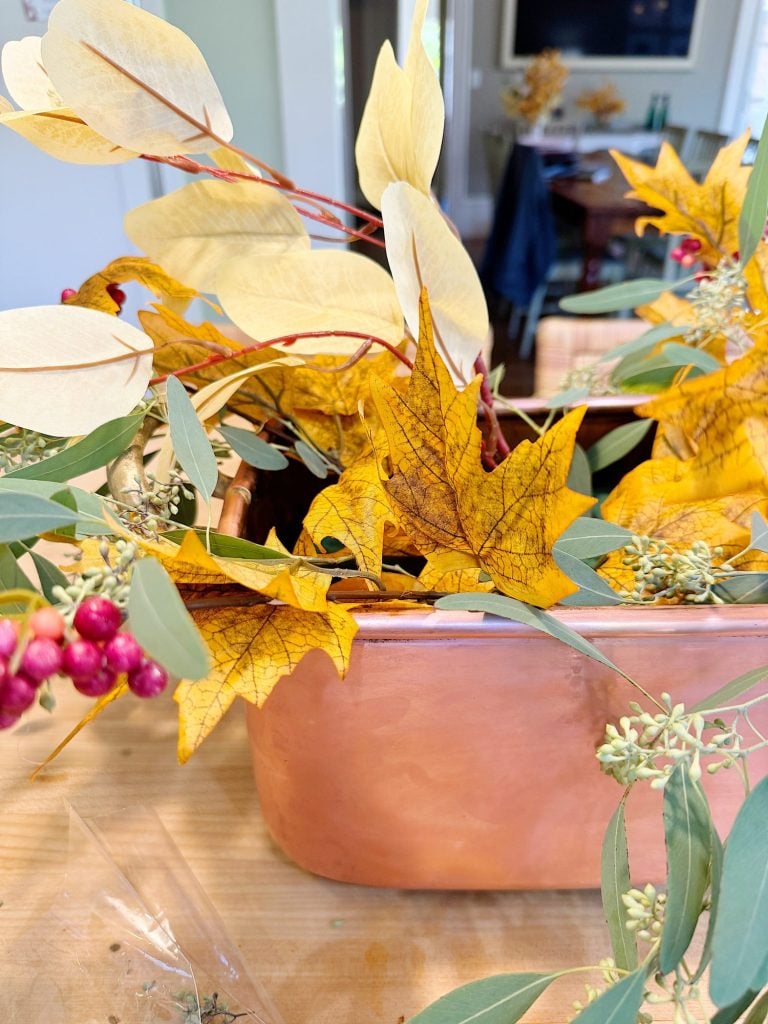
[1,0,765,396]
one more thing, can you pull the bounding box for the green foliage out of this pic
[166,375,218,500]
[601,800,638,972]
[555,549,623,605]
[405,971,559,1024]
[0,490,81,541]
[219,424,289,471]
[554,517,633,558]
[739,113,768,265]
[127,555,210,681]
[570,965,648,1024]
[712,572,768,604]
[586,420,653,474]
[559,278,671,314]
[294,439,329,479]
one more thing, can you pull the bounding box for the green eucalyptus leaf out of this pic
[567,443,592,496]
[712,572,768,604]
[710,775,768,1007]
[554,517,633,558]
[0,545,37,609]
[545,386,590,410]
[162,528,288,561]
[555,550,622,606]
[751,511,768,554]
[692,822,724,984]
[0,491,80,542]
[597,323,683,364]
[739,114,768,265]
[712,990,762,1024]
[586,420,653,473]
[166,375,218,500]
[559,278,669,314]
[30,550,69,603]
[295,440,329,479]
[435,593,634,683]
[406,971,560,1024]
[612,351,702,391]
[601,799,638,972]
[661,342,721,374]
[127,556,210,681]
[659,766,712,974]
[571,965,647,1024]
[220,425,289,471]
[743,989,768,1024]
[4,413,144,483]
[691,664,768,714]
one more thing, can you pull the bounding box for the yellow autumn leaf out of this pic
[371,291,593,607]
[209,146,260,177]
[303,452,395,577]
[382,182,488,386]
[125,180,309,293]
[611,133,751,265]
[0,106,135,164]
[175,602,358,761]
[65,256,198,316]
[217,249,405,355]
[638,337,768,460]
[418,551,493,593]
[355,0,444,209]
[42,0,232,156]
[2,35,64,111]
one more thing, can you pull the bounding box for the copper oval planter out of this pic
[245,605,768,890]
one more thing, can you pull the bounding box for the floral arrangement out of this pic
[2,3,768,1019]
[500,48,568,124]
[576,82,626,125]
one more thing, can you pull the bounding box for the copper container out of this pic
[245,605,768,890]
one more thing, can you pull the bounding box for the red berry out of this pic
[0,619,19,659]
[21,637,63,683]
[73,666,117,698]
[106,282,127,310]
[29,607,66,642]
[62,638,104,680]
[73,597,122,642]
[60,287,77,302]
[128,660,169,698]
[104,633,144,674]
[670,246,685,263]
[0,711,20,730]
[681,237,702,253]
[0,673,37,714]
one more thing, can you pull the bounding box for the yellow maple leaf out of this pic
[370,291,594,607]
[175,602,358,761]
[303,451,395,577]
[65,256,198,316]
[418,550,493,593]
[611,133,751,265]
[638,337,768,460]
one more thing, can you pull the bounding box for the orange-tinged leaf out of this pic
[32,682,128,779]
[303,452,394,576]
[611,133,751,265]
[371,291,593,607]
[66,257,198,315]
[175,602,358,761]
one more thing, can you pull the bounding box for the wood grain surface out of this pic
[0,687,687,1023]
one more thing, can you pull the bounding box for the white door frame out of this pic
[719,0,763,134]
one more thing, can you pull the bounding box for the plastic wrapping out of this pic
[5,804,284,1024]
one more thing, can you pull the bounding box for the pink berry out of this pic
[670,246,685,262]
[60,287,77,302]
[128,660,169,699]
[681,253,696,269]
[73,597,122,642]
[29,607,66,642]
[681,237,702,253]
[0,711,20,730]
[62,638,104,680]
[0,673,37,714]
[104,633,144,674]
[73,666,117,698]
[21,637,63,683]
[0,619,19,659]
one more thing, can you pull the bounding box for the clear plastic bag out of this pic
[5,804,284,1024]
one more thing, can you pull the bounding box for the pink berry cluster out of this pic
[0,597,168,731]
[670,236,703,269]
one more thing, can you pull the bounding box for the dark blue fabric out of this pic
[480,143,557,306]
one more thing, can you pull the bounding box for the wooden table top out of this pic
[1,688,685,1023]
[548,171,650,218]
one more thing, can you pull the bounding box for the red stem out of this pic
[474,355,511,463]
[149,330,413,385]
